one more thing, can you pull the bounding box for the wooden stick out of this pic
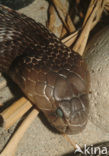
[47,5,63,37]
[60,26,67,38]
[82,0,96,26]
[61,14,76,37]
[47,0,75,37]
[73,0,106,55]
[63,134,77,150]
[0,109,38,156]
[0,97,32,129]
[62,30,79,47]
[51,0,75,33]
[61,0,108,51]
[104,0,109,11]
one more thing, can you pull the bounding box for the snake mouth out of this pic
[65,119,88,134]
[53,116,88,134]
[49,107,88,134]
[53,117,88,134]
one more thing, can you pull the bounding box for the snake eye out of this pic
[56,108,64,118]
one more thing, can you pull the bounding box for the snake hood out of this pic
[0,5,89,134]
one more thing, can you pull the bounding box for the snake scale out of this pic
[0,5,89,134]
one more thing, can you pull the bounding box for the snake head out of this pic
[44,69,89,134]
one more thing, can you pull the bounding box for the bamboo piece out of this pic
[82,0,97,26]
[51,0,75,33]
[62,30,79,47]
[105,0,109,11]
[0,109,38,156]
[47,5,63,37]
[73,0,106,56]
[61,14,76,37]
[66,14,75,33]
[63,134,77,150]
[62,0,108,55]
[0,97,32,129]
[47,0,75,37]
[60,26,67,38]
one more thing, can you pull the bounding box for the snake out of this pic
[0,5,89,134]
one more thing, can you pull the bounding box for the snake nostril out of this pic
[69,97,88,124]
[71,98,83,113]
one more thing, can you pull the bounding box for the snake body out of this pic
[0,5,89,134]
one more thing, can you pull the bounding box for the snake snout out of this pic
[52,71,89,134]
[59,94,89,134]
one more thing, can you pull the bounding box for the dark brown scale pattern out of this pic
[0,5,89,134]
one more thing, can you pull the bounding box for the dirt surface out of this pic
[85,26,109,133]
[0,0,109,156]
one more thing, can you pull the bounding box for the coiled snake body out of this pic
[0,5,89,134]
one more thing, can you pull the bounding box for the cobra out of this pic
[0,5,89,134]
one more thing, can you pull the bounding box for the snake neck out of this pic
[0,5,77,74]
